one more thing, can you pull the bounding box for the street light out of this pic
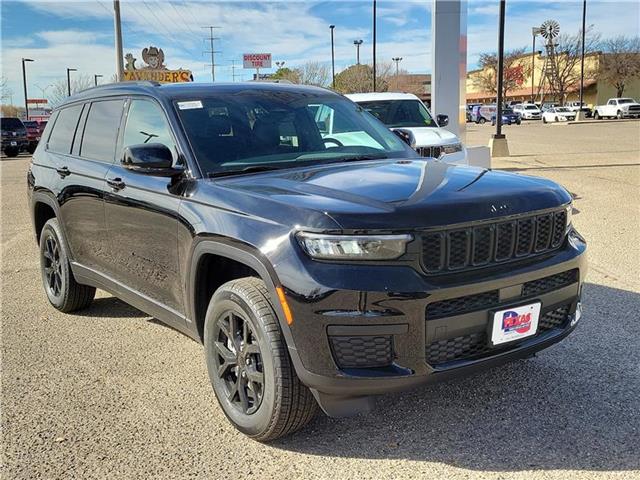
[489,0,509,157]
[392,57,402,90]
[330,25,336,89]
[531,27,541,102]
[21,58,34,121]
[94,74,103,86]
[275,61,285,70]
[353,39,363,64]
[66,68,77,97]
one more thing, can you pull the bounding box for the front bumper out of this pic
[282,230,586,410]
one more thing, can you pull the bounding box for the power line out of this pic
[168,1,200,38]
[202,26,222,82]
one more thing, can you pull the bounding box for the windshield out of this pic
[556,107,571,112]
[525,105,538,110]
[355,99,436,128]
[618,98,634,104]
[1,118,25,131]
[175,91,415,176]
[502,109,514,114]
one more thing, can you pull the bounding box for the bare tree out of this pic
[48,74,95,106]
[543,29,600,104]
[294,62,331,87]
[271,67,300,83]
[1,76,13,103]
[472,48,531,100]
[599,35,640,97]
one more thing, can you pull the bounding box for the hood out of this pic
[211,159,571,230]
[403,127,459,148]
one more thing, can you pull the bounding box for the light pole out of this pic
[275,61,285,70]
[22,58,34,120]
[577,0,588,120]
[372,0,377,92]
[66,68,77,97]
[330,25,336,89]
[531,27,541,103]
[392,57,402,90]
[353,39,363,64]
[94,74,103,86]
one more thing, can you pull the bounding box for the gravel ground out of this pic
[2,121,639,479]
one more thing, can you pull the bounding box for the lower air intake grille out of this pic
[329,335,393,369]
[425,305,572,365]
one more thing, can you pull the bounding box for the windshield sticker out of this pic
[177,100,203,110]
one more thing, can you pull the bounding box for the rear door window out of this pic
[80,100,125,163]
[47,105,83,154]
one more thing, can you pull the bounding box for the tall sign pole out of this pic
[577,0,587,120]
[22,58,34,121]
[330,25,335,88]
[113,0,124,82]
[489,0,510,157]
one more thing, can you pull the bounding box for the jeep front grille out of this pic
[421,209,567,274]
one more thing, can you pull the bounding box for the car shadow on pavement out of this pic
[73,297,149,319]
[274,282,640,473]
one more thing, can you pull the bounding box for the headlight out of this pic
[296,232,412,260]
[441,142,463,155]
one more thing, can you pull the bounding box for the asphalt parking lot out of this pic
[2,120,639,479]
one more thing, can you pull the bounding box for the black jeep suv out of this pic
[28,82,586,441]
[2,116,28,157]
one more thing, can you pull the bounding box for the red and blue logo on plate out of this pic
[502,310,532,334]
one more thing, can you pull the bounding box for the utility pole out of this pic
[113,0,124,81]
[353,39,363,64]
[330,25,335,89]
[372,0,377,92]
[230,60,240,82]
[531,28,541,103]
[203,26,222,82]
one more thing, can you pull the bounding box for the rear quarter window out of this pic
[80,100,125,163]
[47,105,83,154]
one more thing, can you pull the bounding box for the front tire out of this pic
[479,117,486,124]
[617,110,623,119]
[543,117,547,123]
[39,218,95,312]
[594,111,600,120]
[204,277,317,441]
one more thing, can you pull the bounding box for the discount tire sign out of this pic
[243,53,272,69]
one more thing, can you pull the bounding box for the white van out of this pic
[345,92,467,165]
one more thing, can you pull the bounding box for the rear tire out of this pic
[594,111,600,120]
[39,218,95,312]
[479,117,486,124]
[204,277,317,442]
[543,117,547,124]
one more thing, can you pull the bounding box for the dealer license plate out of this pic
[490,302,541,346]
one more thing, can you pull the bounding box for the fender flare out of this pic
[31,189,64,243]
[186,237,294,343]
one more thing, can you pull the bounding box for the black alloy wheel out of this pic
[212,310,265,415]
[42,232,63,299]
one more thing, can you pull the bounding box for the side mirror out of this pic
[436,114,449,127]
[392,128,416,149]
[121,143,184,177]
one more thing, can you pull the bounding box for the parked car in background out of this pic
[513,103,542,120]
[347,92,466,164]
[1,117,28,157]
[22,121,42,154]
[466,103,481,122]
[566,102,592,118]
[28,81,586,441]
[593,98,640,119]
[491,107,521,126]
[542,106,576,123]
[541,103,559,113]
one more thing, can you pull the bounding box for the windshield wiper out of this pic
[207,165,284,178]
[326,153,389,164]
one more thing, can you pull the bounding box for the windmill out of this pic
[535,19,560,103]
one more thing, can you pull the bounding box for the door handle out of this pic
[106,177,126,191]
[56,166,71,178]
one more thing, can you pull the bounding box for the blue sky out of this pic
[1,0,639,104]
